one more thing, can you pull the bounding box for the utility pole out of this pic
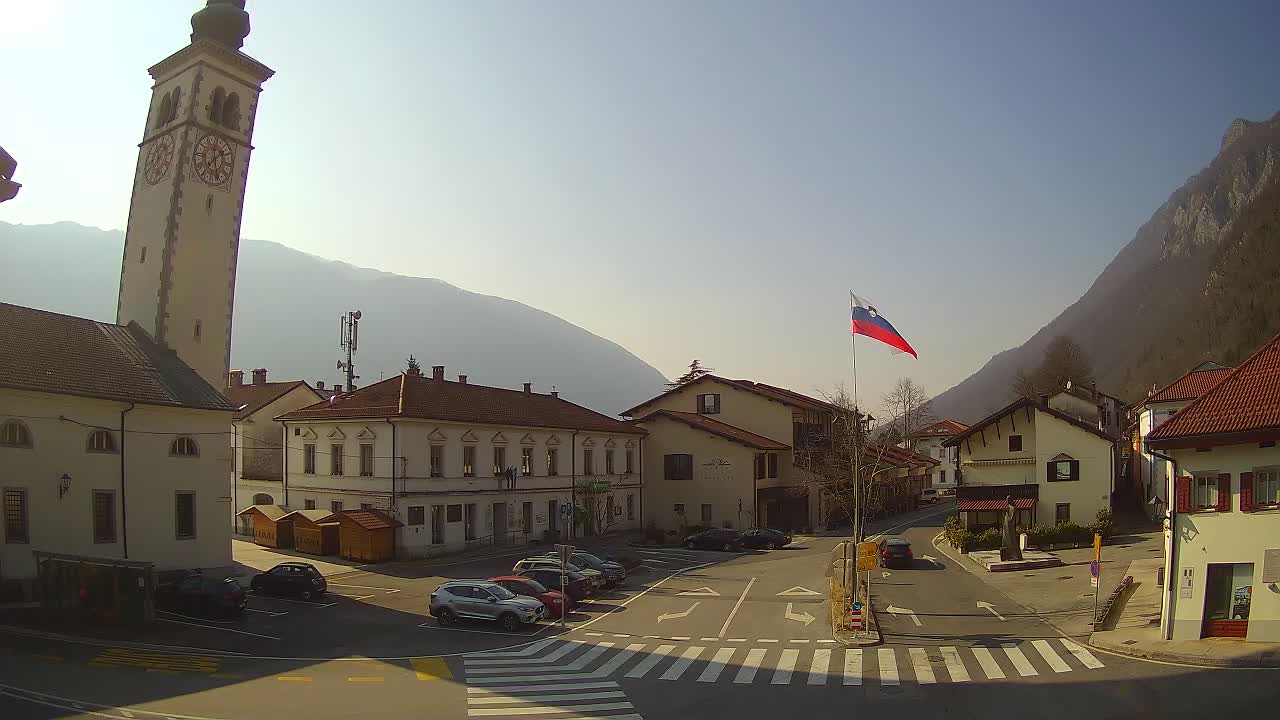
[338,310,362,390]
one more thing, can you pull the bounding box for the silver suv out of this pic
[429,580,546,631]
[512,558,605,592]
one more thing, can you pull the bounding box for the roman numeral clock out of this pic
[192,133,234,187]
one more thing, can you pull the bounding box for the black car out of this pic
[521,567,592,602]
[684,528,744,552]
[739,527,792,550]
[545,550,627,587]
[250,562,328,600]
[878,537,914,569]
[156,575,246,617]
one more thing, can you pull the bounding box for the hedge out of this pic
[942,509,1114,553]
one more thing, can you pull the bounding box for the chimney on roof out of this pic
[252,368,267,385]
[551,390,558,399]
[458,374,467,384]
[406,366,422,377]
[316,381,325,390]
[432,365,445,381]
[523,382,532,394]
[334,383,343,393]
[229,369,244,387]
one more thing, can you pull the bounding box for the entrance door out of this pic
[1202,562,1253,638]
[523,502,534,539]
[548,500,558,533]
[493,502,508,546]
[464,504,476,541]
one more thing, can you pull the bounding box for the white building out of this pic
[1148,335,1280,642]
[274,366,646,557]
[1134,362,1232,516]
[910,419,969,489]
[226,368,322,532]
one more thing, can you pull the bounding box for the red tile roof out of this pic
[0,302,235,411]
[318,509,402,531]
[872,445,940,468]
[1148,334,1280,445]
[1146,367,1234,404]
[957,498,1036,512]
[225,380,320,421]
[913,419,971,438]
[637,409,789,450]
[277,373,643,435]
[621,375,837,417]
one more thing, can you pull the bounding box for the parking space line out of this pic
[242,608,287,617]
[252,596,337,608]
[156,618,280,641]
[327,583,402,593]
[329,593,376,601]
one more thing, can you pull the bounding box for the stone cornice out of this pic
[149,39,273,86]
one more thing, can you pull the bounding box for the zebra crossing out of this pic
[462,637,1106,691]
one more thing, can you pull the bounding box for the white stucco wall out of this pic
[629,380,793,445]
[640,415,761,533]
[1,389,233,582]
[1033,412,1114,526]
[1165,443,1280,642]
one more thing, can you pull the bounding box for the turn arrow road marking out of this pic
[678,587,721,597]
[657,601,701,623]
[977,601,1005,621]
[784,603,816,626]
[776,586,821,597]
[885,605,922,627]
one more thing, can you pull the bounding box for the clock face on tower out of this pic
[143,134,175,185]
[192,133,234,187]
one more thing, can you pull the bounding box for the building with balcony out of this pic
[274,366,645,558]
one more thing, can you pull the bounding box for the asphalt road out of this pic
[3,504,1277,719]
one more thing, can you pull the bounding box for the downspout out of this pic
[386,418,397,507]
[231,422,238,523]
[1148,445,1179,641]
[282,422,289,507]
[119,402,135,559]
[571,431,579,540]
[638,435,644,531]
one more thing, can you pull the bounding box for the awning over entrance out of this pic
[956,498,1036,512]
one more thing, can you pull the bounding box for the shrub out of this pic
[971,527,1002,551]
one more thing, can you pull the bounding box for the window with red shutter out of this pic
[1240,472,1254,512]
[1216,473,1232,512]
[1175,476,1192,513]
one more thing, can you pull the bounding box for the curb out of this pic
[1087,634,1280,669]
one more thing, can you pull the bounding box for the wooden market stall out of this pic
[237,505,294,549]
[283,509,341,556]
[318,509,402,563]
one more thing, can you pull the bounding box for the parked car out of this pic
[489,575,574,617]
[938,487,956,498]
[542,550,626,587]
[519,567,593,603]
[920,489,942,504]
[739,527,792,550]
[156,575,246,617]
[684,528,744,551]
[512,558,605,592]
[429,580,546,631]
[249,562,327,601]
[878,537,914,569]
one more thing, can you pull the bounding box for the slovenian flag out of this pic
[851,293,917,358]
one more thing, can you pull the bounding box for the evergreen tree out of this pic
[667,359,714,388]
[406,354,422,373]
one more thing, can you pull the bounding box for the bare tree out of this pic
[667,359,714,388]
[575,479,621,536]
[881,377,935,450]
[1012,335,1095,400]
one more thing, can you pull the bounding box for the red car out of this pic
[489,575,574,618]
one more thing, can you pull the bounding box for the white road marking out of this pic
[241,608,287,617]
[660,646,705,680]
[807,648,832,685]
[464,639,558,659]
[585,632,603,637]
[771,649,799,684]
[467,681,619,694]
[1032,640,1072,673]
[733,648,768,684]
[877,648,899,686]
[624,644,675,679]
[940,646,970,682]
[776,586,821,596]
[467,690,627,704]
[638,558,670,564]
[656,601,700,624]
[1001,644,1038,676]
[467,643,611,675]
[1060,639,1105,669]
[726,638,746,642]
[971,647,1005,679]
[670,636,691,641]
[817,640,836,644]
[698,647,737,682]
[976,601,1005,620]
[593,644,645,677]
[250,596,337,608]
[677,587,721,597]
[843,649,862,685]
[789,639,810,644]
[611,634,631,638]
[784,603,816,626]
[700,637,719,641]
[328,592,376,601]
[326,582,400,592]
[464,642,581,666]
[155,618,279,641]
[759,639,778,643]
[718,577,756,638]
[909,647,936,684]
[467,701,634,716]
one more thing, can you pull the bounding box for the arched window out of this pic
[166,87,182,124]
[208,87,225,124]
[221,92,241,130]
[1,420,32,448]
[252,493,273,505]
[155,93,173,129]
[87,429,117,454]
[170,435,199,457]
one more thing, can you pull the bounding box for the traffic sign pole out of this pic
[1091,534,1102,625]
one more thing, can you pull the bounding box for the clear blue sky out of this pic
[3,1,1278,412]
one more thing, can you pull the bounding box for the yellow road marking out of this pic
[347,677,385,682]
[411,657,453,681]
[276,676,312,682]
[89,648,219,673]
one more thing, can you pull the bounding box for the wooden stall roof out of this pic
[237,504,290,521]
[280,509,340,527]
[316,509,403,530]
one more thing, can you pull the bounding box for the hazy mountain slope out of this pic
[932,113,1280,421]
[0,221,669,414]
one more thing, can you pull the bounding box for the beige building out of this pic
[910,419,969,489]
[226,368,322,532]
[943,396,1116,529]
[275,366,646,558]
[1148,334,1280,642]
[624,376,835,533]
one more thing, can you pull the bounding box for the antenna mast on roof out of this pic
[338,309,362,391]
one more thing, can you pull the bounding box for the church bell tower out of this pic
[116,0,273,389]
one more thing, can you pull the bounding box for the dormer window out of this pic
[697,393,721,415]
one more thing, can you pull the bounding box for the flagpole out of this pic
[849,292,861,546]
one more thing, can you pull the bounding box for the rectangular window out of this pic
[1009,435,1023,452]
[701,503,712,523]
[1254,468,1280,506]
[330,444,344,475]
[446,504,462,523]
[547,448,559,476]
[664,453,693,480]
[493,446,506,475]
[175,492,196,539]
[605,449,615,475]
[3,488,28,544]
[674,503,685,516]
[360,444,374,476]
[304,444,316,474]
[1194,474,1219,509]
[583,449,594,475]
[625,450,635,474]
[463,446,476,477]
[767,453,778,479]
[521,447,534,475]
[304,499,316,510]
[755,454,766,480]
[360,502,373,510]
[697,393,721,415]
[331,500,343,514]
[430,506,444,543]
[1055,503,1071,524]
[939,469,946,484]
[1046,459,1080,482]
[627,493,635,520]
[430,445,444,477]
[93,490,116,543]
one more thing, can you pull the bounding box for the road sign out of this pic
[1093,533,1102,563]
[851,601,863,611]
[1089,560,1100,577]
[856,541,878,559]
[857,554,878,572]
[555,543,575,565]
